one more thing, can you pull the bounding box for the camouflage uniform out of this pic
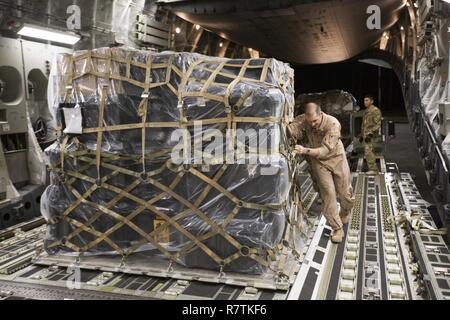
[362,105,382,172]
[288,113,354,231]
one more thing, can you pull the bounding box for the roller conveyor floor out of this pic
[289,160,450,300]
[0,160,449,300]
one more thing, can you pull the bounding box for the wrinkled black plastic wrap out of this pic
[42,47,296,274]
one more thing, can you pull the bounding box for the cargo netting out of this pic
[41,47,309,275]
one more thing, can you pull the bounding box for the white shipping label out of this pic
[2,124,10,132]
[63,106,83,134]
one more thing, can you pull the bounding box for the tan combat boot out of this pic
[331,228,344,244]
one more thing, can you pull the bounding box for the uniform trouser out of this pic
[306,159,321,202]
[364,142,377,171]
[310,154,354,231]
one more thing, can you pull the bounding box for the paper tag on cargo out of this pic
[1,123,10,132]
[153,219,170,243]
[63,106,83,134]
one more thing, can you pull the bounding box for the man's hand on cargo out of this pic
[294,145,307,155]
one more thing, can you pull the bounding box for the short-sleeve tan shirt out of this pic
[288,113,346,169]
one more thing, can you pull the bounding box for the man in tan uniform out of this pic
[360,95,382,174]
[288,102,354,243]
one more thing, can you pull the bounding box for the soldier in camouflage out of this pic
[360,95,382,174]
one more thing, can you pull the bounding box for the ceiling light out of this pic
[195,24,200,30]
[17,24,80,45]
[175,27,181,34]
[219,42,223,47]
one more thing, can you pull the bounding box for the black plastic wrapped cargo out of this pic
[40,47,302,275]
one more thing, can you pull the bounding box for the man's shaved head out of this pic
[304,102,321,116]
[303,102,323,129]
